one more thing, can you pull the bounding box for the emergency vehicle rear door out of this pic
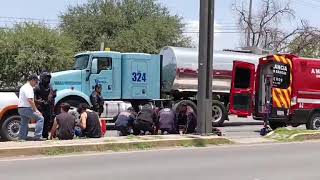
[230,61,255,117]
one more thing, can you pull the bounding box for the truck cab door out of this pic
[230,61,255,117]
[90,57,114,99]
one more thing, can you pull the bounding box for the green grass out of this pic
[267,128,320,142]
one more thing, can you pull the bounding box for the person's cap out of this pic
[28,74,39,81]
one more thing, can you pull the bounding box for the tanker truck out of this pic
[0,46,265,140]
[51,46,264,125]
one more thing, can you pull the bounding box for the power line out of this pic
[0,16,59,22]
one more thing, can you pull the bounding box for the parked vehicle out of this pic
[230,54,320,130]
[0,92,20,140]
[0,46,266,140]
[51,46,264,126]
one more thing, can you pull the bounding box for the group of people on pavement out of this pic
[114,101,197,136]
[17,73,103,141]
[17,72,197,141]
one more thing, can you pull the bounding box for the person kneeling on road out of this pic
[77,103,102,138]
[18,74,45,141]
[115,107,136,136]
[177,104,197,134]
[133,104,158,135]
[50,103,76,140]
[158,102,177,135]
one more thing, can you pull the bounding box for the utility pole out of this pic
[246,0,253,46]
[197,0,214,135]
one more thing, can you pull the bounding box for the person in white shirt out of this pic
[18,74,45,141]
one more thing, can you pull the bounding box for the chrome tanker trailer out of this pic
[160,46,264,126]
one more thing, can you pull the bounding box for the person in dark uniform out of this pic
[158,101,177,134]
[50,103,76,140]
[115,107,137,136]
[77,103,102,138]
[90,84,104,116]
[34,71,56,139]
[133,104,158,135]
[177,104,197,134]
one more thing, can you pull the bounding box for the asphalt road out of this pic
[105,116,265,138]
[0,141,320,180]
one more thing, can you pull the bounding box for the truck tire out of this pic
[212,100,227,127]
[55,98,88,115]
[306,112,320,130]
[269,121,286,130]
[0,115,21,141]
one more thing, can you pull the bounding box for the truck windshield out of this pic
[74,55,89,70]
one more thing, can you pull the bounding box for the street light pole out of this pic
[197,0,214,135]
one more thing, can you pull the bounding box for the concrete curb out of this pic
[0,136,233,157]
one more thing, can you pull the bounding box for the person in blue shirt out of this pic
[115,107,137,136]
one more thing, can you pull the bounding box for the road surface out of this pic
[0,141,319,180]
[106,116,265,138]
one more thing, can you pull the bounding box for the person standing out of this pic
[90,84,104,116]
[77,103,102,138]
[34,71,56,139]
[18,74,45,141]
[50,103,76,140]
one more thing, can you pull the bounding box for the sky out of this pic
[0,0,319,50]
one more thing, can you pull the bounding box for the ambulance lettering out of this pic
[311,68,320,78]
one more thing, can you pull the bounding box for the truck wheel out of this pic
[55,99,88,115]
[269,121,286,130]
[306,113,320,130]
[0,115,21,141]
[212,100,227,127]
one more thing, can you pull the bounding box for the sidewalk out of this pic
[0,134,233,158]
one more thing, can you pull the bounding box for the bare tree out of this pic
[233,0,298,51]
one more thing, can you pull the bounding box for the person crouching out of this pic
[158,102,177,135]
[50,103,75,140]
[77,103,102,138]
[115,107,136,136]
[133,104,158,135]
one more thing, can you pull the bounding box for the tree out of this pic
[288,24,320,58]
[233,0,299,51]
[60,0,190,53]
[0,23,76,89]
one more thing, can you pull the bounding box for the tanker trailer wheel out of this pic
[0,115,21,141]
[212,100,227,127]
[306,112,320,130]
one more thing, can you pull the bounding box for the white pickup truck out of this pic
[0,91,110,141]
[0,92,20,140]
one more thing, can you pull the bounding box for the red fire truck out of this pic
[230,54,320,130]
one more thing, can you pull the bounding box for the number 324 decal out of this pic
[132,72,146,82]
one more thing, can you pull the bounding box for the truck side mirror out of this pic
[91,58,98,74]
